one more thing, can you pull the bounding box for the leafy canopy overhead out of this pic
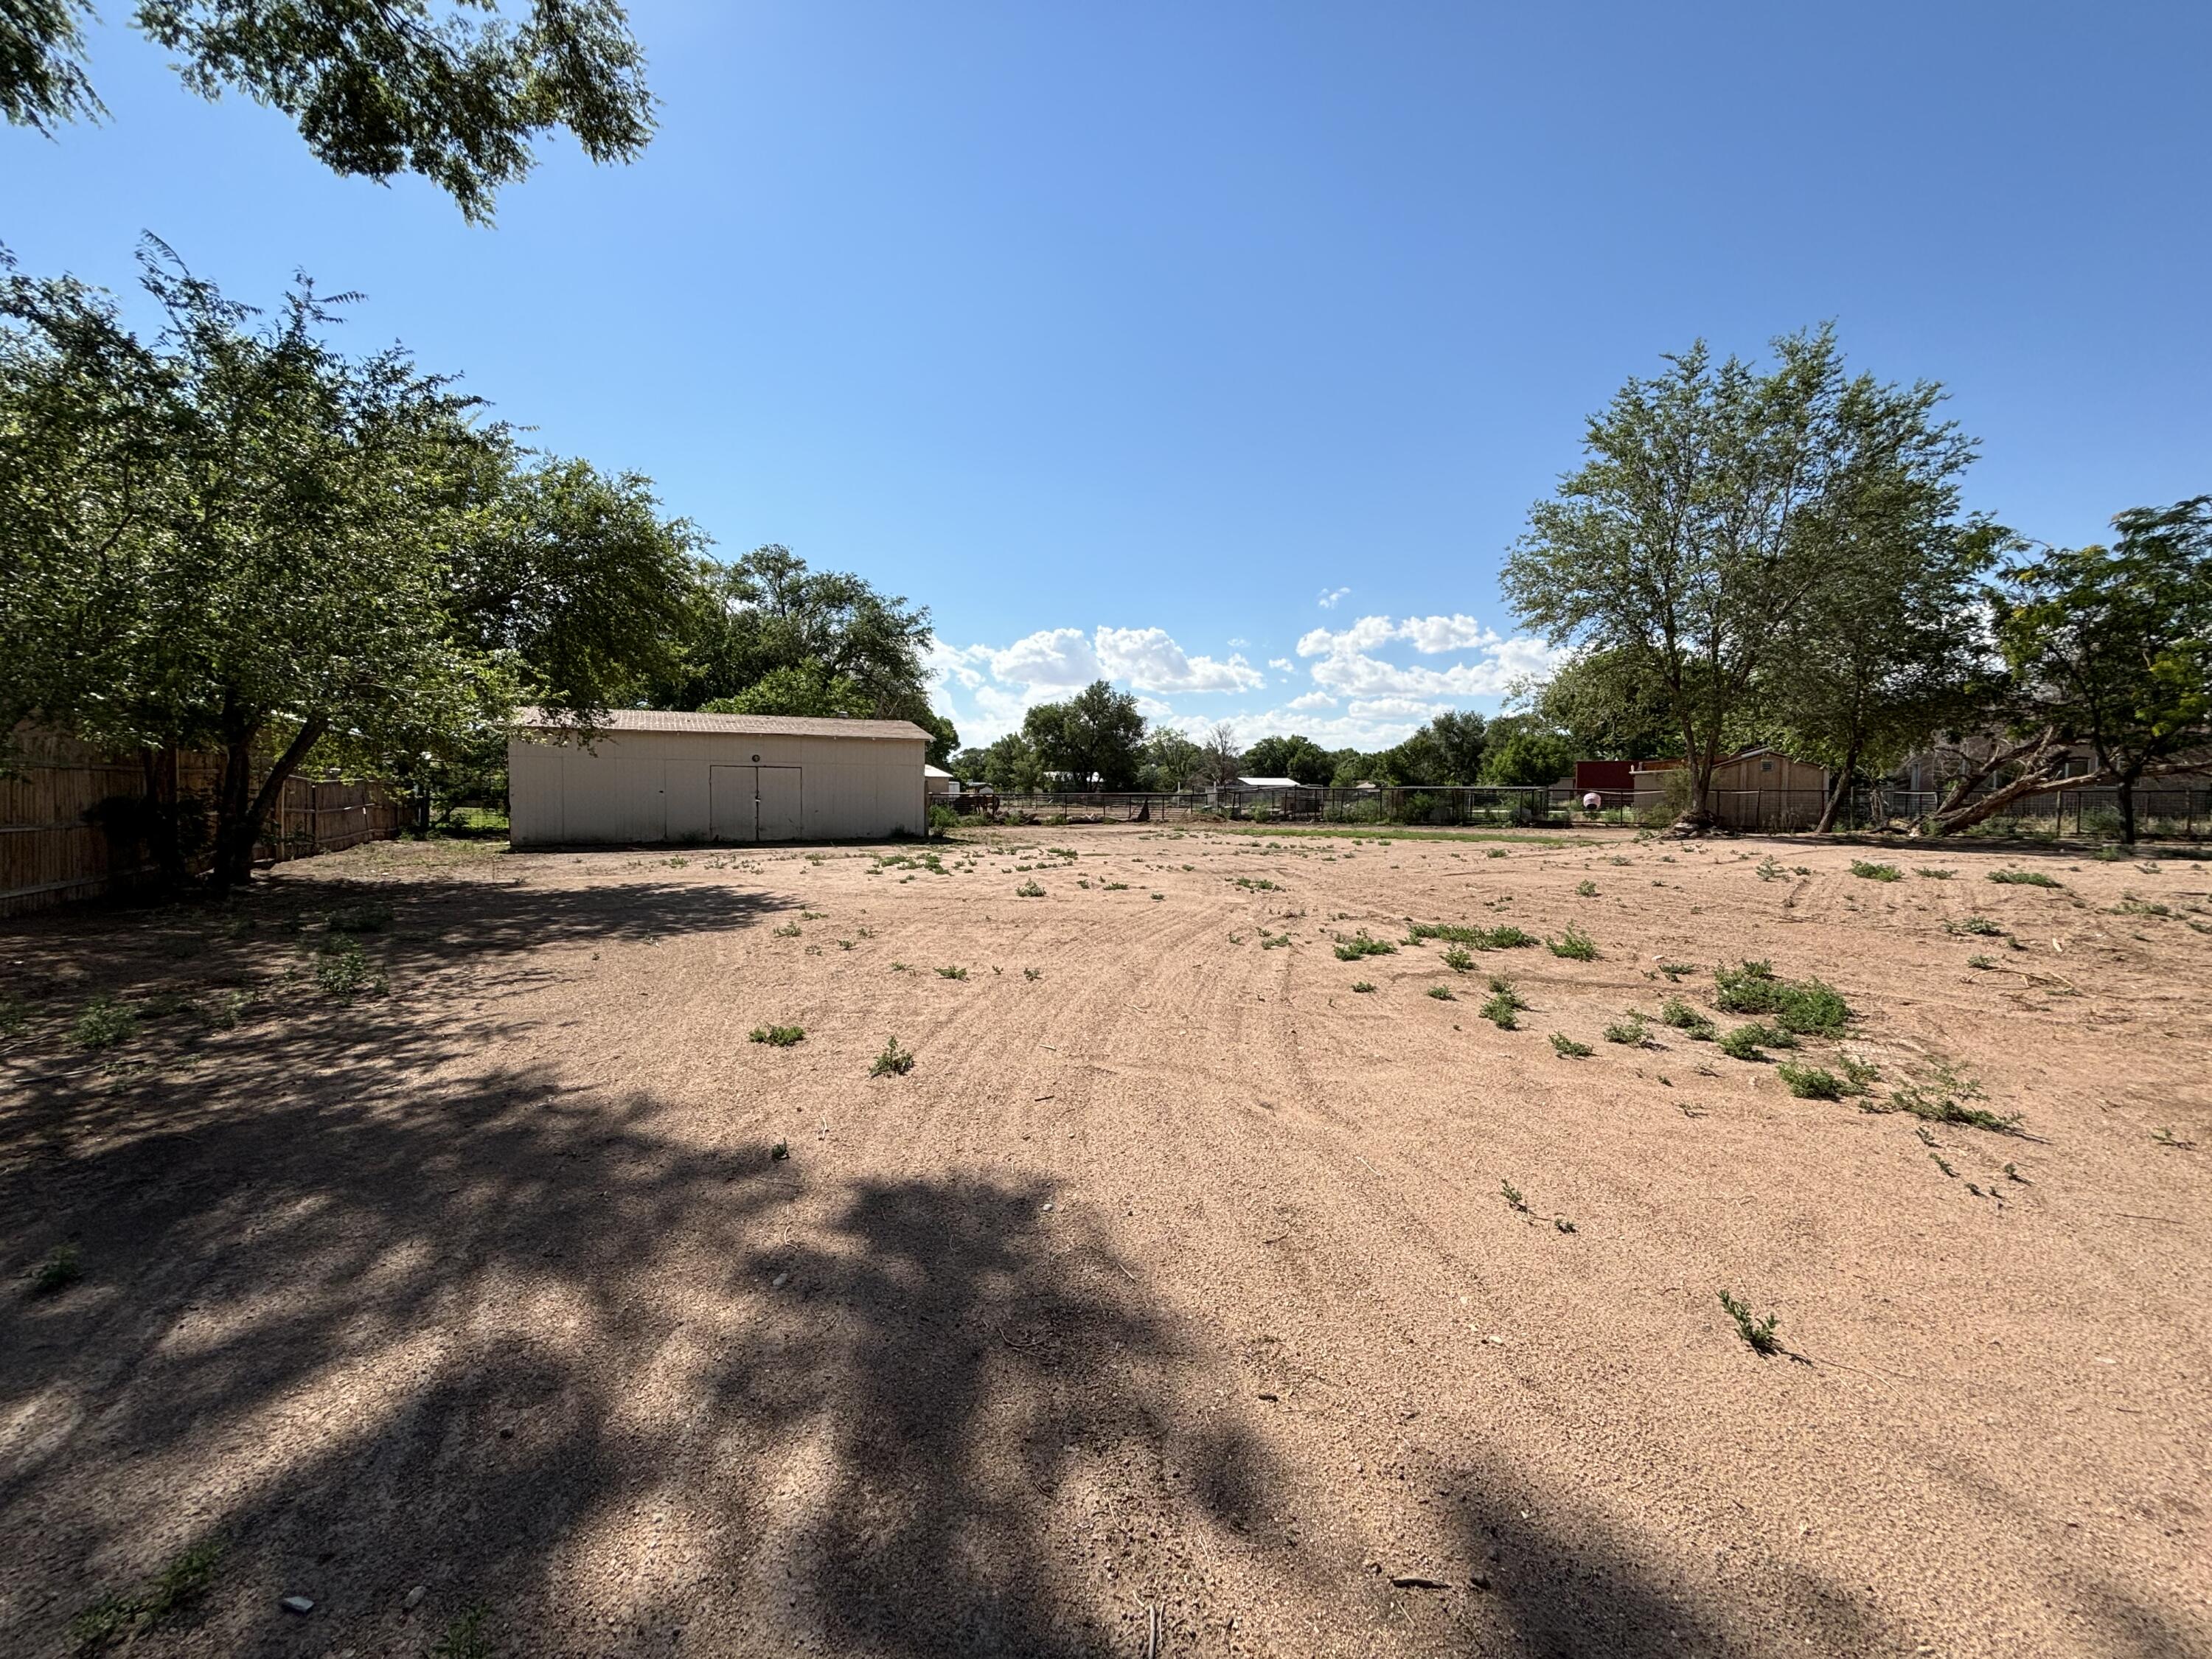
[3,1,655,220]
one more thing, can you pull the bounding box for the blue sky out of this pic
[7,2,2209,748]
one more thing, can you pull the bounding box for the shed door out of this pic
[756,766,803,842]
[709,765,756,843]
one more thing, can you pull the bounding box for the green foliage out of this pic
[869,1036,915,1077]
[29,1242,80,1295]
[1426,985,1455,1001]
[5,3,653,220]
[1573,878,1599,897]
[324,901,392,933]
[1660,997,1716,1040]
[1719,1022,1794,1061]
[1349,980,1376,993]
[1711,960,1850,1033]
[934,965,967,980]
[1549,1032,1593,1057]
[1988,869,2061,888]
[1916,867,1954,880]
[1441,944,1474,973]
[68,1538,222,1652]
[431,1603,495,1659]
[1717,1289,1781,1354]
[1506,326,1978,827]
[1548,925,1597,960]
[1478,720,1573,786]
[1021,680,1149,791]
[1015,878,1046,897]
[1944,915,2005,936]
[314,935,386,998]
[1775,1062,1843,1099]
[1405,921,1534,950]
[1850,860,1902,881]
[1602,1014,1648,1046]
[1890,1062,2020,1133]
[70,993,136,1051]
[748,1025,804,1047]
[1333,931,1396,960]
[1500,1179,1529,1213]
[1481,977,1527,1029]
[1239,733,1336,787]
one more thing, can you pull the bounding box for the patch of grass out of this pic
[1916,868,1955,880]
[1602,1014,1648,1046]
[1839,1052,1879,1092]
[1481,976,1527,1030]
[1260,932,1291,949]
[773,920,802,938]
[1889,1062,2021,1134]
[1440,945,1474,973]
[1549,1032,1593,1058]
[71,994,136,1051]
[1712,959,1849,1034]
[1719,1022,1795,1062]
[1945,915,2006,936]
[935,965,967,980]
[1660,997,1716,1040]
[1547,925,1597,961]
[1406,921,1535,950]
[1102,881,1130,891]
[749,1024,805,1047]
[1574,879,1599,897]
[1235,876,1281,891]
[29,1243,80,1296]
[1775,1062,1845,1099]
[1966,953,1997,970]
[69,1539,223,1652]
[1334,931,1397,961]
[1426,985,1455,1001]
[1850,860,1902,882]
[1988,868,2062,888]
[314,936,387,1000]
[326,900,393,932]
[1350,980,1377,993]
[1717,1289,1781,1355]
[1656,960,1696,980]
[431,1603,495,1659]
[870,1037,916,1077]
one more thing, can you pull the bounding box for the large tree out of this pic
[1924,501,2212,842]
[1531,648,1678,761]
[3,1,654,220]
[1504,327,1976,829]
[1022,680,1147,790]
[0,243,698,885]
[1239,732,1333,786]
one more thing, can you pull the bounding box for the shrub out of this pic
[1891,1063,2021,1133]
[749,1025,805,1046]
[1756,856,1784,881]
[1850,860,1902,882]
[1547,925,1597,961]
[1916,868,1954,880]
[1350,980,1377,993]
[870,1037,916,1077]
[1015,878,1046,897]
[1945,916,2005,936]
[1711,960,1849,1034]
[928,804,959,831]
[1481,977,1527,1029]
[1574,879,1599,897]
[71,994,136,1051]
[1660,997,1716,1040]
[1441,945,1474,973]
[1718,1023,1792,1062]
[1334,931,1397,960]
[1989,869,2061,888]
[935,965,967,980]
[1549,1032,1593,1058]
[1406,921,1534,950]
[1602,1014,1648,1046]
[1426,985,1455,1001]
[1775,1062,1843,1099]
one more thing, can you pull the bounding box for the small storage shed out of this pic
[508,709,931,847]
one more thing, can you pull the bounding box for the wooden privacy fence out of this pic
[1,730,408,917]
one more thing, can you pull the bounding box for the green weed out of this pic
[314,936,387,1000]
[1889,1062,2021,1134]
[1426,985,1455,1001]
[1656,960,1696,980]
[1574,879,1599,897]
[1015,878,1046,897]
[1916,868,1955,880]
[431,1604,495,1659]
[1549,1032,1593,1058]
[325,901,393,933]
[1441,945,1474,973]
[1350,980,1377,993]
[1334,931,1397,961]
[71,995,136,1051]
[1406,921,1534,950]
[1660,997,1716,1040]
[69,1539,222,1652]
[1717,1289,1781,1354]
[1481,977,1527,1029]
[749,1025,805,1046]
[936,966,967,980]
[1719,1023,1795,1062]
[1500,1180,1529,1214]
[1851,860,1902,882]
[1756,856,1784,881]
[1711,959,1849,1034]
[1989,869,2061,888]
[29,1243,80,1296]
[870,1037,916,1077]
[1547,925,1597,961]
[1602,1014,1649,1046]
[1775,1062,1844,1099]
[773,920,802,938]
[1261,933,1291,949]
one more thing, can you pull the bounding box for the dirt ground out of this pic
[1,823,2207,1658]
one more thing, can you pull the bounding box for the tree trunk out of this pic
[139,745,189,890]
[1813,740,1860,835]
[2116,768,2140,845]
[209,717,329,890]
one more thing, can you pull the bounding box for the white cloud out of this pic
[1226,636,1249,648]
[1266,657,1295,672]
[988,627,1100,688]
[1094,625,1265,694]
[1317,586,1352,609]
[1283,689,1338,711]
[1294,612,1563,700]
[1398,613,1497,654]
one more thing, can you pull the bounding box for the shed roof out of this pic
[1236,776,1304,789]
[515,708,931,741]
[923,764,954,779]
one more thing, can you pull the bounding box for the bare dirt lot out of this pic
[2,824,2208,1658]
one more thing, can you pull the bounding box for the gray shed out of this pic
[508,709,930,847]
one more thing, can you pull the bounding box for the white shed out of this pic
[508,709,931,847]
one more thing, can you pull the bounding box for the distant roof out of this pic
[923,764,954,779]
[1237,776,1304,789]
[515,707,930,741]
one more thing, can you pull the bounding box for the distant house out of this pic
[1631,748,1829,830]
[924,764,958,801]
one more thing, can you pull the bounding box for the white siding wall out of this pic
[509,731,927,846]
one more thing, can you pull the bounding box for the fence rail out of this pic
[950,779,2212,839]
[1,731,407,917]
